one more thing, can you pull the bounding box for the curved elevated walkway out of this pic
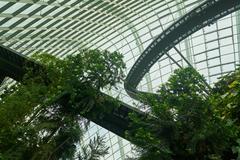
[0,0,240,141]
[124,0,240,99]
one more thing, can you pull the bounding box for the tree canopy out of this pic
[128,67,240,160]
[0,49,125,160]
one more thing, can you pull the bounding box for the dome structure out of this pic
[0,0,240,159]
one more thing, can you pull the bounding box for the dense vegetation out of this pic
[1,48,240,160]
[128,67,240,160]
[0,49,125,160]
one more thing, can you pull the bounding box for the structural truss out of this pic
[0,0,240,159]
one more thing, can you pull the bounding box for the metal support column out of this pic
[236,11,240,64]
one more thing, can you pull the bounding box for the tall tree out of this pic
[0,49,125,159]
[127,67,239,160]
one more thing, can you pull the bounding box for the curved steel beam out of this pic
[125,0,240,99]
[1,0,240,141]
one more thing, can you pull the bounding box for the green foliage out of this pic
[212,68,240,125]
[232,139,240,159]
[0,49,125,159]
[128,67,240,160]
[77,134,109,160]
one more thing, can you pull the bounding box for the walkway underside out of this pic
[0,0,240,143]
[125,0,240,99]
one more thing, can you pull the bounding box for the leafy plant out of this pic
[77,134,109,160]
[0,49,125,159]
[128,67,240,160]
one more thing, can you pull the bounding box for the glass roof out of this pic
[0,0,239,159]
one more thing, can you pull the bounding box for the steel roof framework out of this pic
[0,0,240,159]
